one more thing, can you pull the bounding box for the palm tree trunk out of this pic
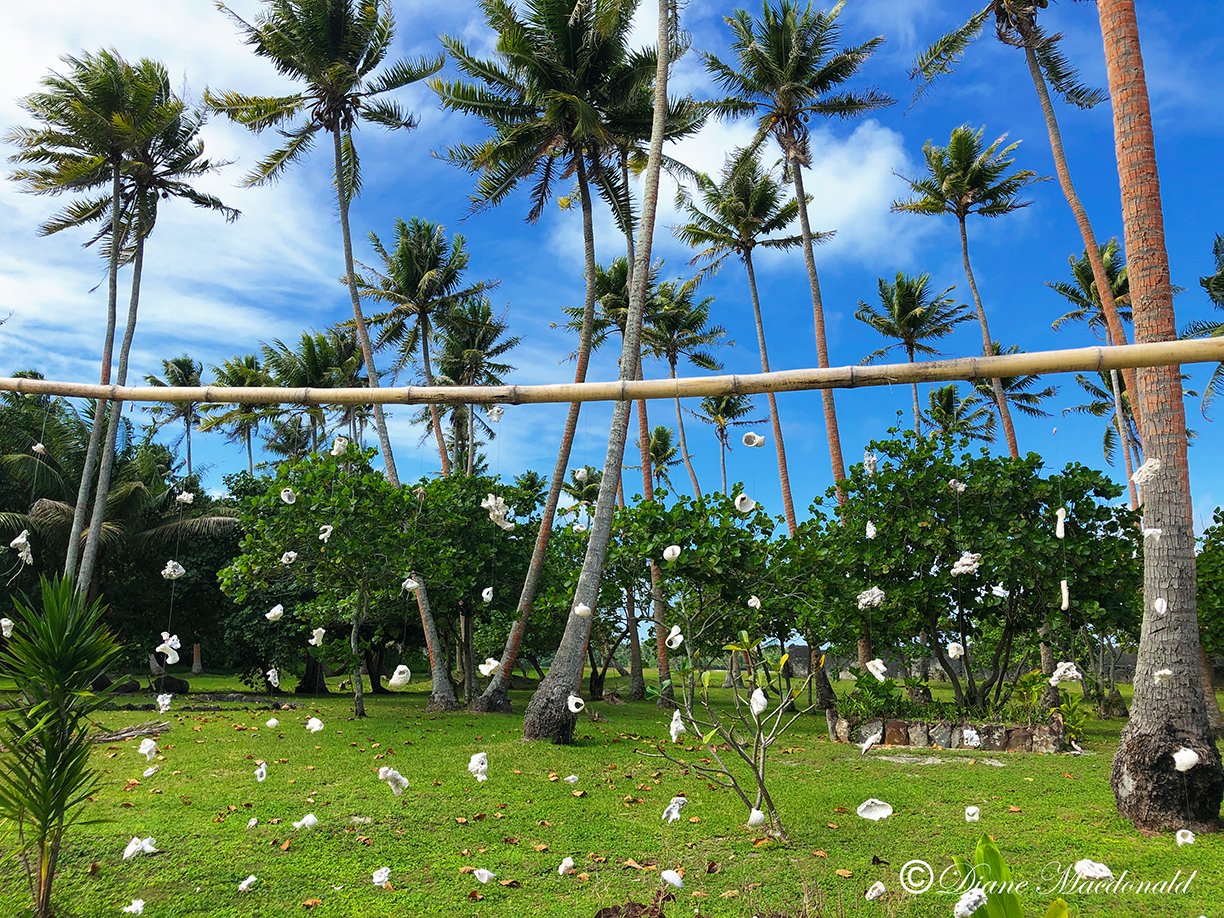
[184,414,193,478]
[471,156,602,714]
[411,573,458,711]
[420,317,452,476]
[958,217,1020,458]
[907,345,922,436]
[351,584,366,718]
[332,128,399,486]
[668,361,701,497]
[246,429,254,475]
[65,164,123,580]
[1111,369,1139,509]
[789,164,847,497]
[743,252,798,534]
[1099,0,1223,830]
[719,433,728,494]
[77,226,146,590]
[466,405,475,475]
[1019,33,1141,435]
[523,0,672,743]
[625,586,646,701]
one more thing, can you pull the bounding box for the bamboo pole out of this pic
[3,339,1222,408]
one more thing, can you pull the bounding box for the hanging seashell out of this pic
[566,693,585,714]
[402,576,420,593]
[9,530,33,565]
[947,642,964,660]
[573,467,588,482]
[305,717,324,733]
[662,544,681,562]
[573,602,592,619]
[156,693,173,714]
[665,625,683,650]
[661,796,687,823]
[481,586,493,604]
[948,478,967,493]
[0,618,12,638]
[280,487,297,505]
[742,431,765,448]
[857,586,885,609]
[175,491,194,505]
[293,813,318,830]
[950,551,981,576]
[747,807,765,827]
[749,688,767,717]
[1172,747,1199,772]
[318,524,334,543]
[856,798,893,821]
[31,442,46,456]
[863,451,878,476]
[1055,506,1067,539]
[161,559,186,581]
[330,436,349,457]
[1153,668,1173,686]
[487,405,504,423]
[1060,579,1070,611]
[388,664,411,688]
[266,604,284,622]
[239,875,258,892]
[865,880,885,901]
[747,595,761,610]
[965,805,980,822]
[1154,597,1168,616]
[266,667,280,689]
[308,627,325,647]
[661,869,684,889]
[280,551,298,565]
[669,708,686,743]
[1048,660,1082,686]
[372,867,391,887]
[734,492,756,513]
[865,521,877,540]
[478,657,500,678]
[155,633,181,665]
[1131,456,1161,489]
[866,658,887,682]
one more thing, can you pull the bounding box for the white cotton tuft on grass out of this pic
[122,899,145,914]
[558,856,575,876]
[563,774,579,784]
[474,868,496,884]
[372,867,391,886]
[239,875,257,892]
[122,837,157,860]
[865,880,885,901]
[1176,829,1195,846]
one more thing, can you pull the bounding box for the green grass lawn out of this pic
[1,673,1220,917]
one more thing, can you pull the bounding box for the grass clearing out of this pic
[0,675,1219,916]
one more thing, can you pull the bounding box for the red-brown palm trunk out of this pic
[1099,0,1223,830]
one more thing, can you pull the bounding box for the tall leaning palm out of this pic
[144,355,203,477]
[893,125,1046,459]
[913,1,1139,429]
[7,50,151,581]
[207,0,445,488]
[676,147,806,532]
[705,0,891,498]
[77,60,239,593]
[435,0,647,713]
[643,278,727,498]
[854,272,971,435]
[357,218,495,476]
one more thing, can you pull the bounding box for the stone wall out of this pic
[834,716,1065,754]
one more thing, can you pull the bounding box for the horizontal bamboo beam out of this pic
[3,338,1221,408]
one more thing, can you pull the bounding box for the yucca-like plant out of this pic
[0,576,123,917]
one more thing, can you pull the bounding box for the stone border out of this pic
[835,716,1065,753]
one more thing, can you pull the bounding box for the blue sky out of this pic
[2,1,1222,530]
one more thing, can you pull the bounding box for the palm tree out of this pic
[261,331,357,450]
[77,59,238,593]
[643,278,726,497]
[1048,239,1139,506]
[208,0,444,489]
[973,342,1058,421]
[1182,234,1224,416]
[434,298,520,476]
[912,1,1139,426]
[1064,371,1142,498]
[676,147,807,532]
[924,384,997,443]
[8,50,160,580]
[1098,0,1222,828]
[705,1,891,499]
[436,0,645,713]
[646,426,680,490]
[357,218,496,475]
[199,355,271,474]
[854,272,971,434]
[892,125,1046,458]
[692,394,766,494]
[144,356,203,477]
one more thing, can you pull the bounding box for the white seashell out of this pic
[478,657,500,678]
[254,762,267,783]
[487,405,504,423]
[749,688,767,717]
[266,717,279,728]
[239,875,257,892]
[661,869,683,888]
[318,524,333,543]
[280,488,296,505]
[156,693,173,714]
[266,604,284,622]
[247,817,258,829]
[951,551,981,576]
[481,586,493,604]
[573,603,592,618]
[1073,859,1112,880]
[372,867,391,886]
[734,492,756,513]
[1131,457,1161,488]
[558,856,575,876]
[865,521,876,540]
[292,813,318,830]
[474,868,496,884]
[122,836,157,860]
[32,442,46,456]
[665,625,683,650]
[865,659,887,682]
[954,888,988,917]
[1153,668,1173,686]
[669,708,686,743]
[380,767,409,796]
[175,491,194,504]
[563,774,579,784]
[308,627,325,647]
[1172,747,1199,772]
[857,586,885,609]
[863,452,878,476]
[330,436,349,457]
[747,807,765,827]
[1060,578,1070,611]
[161,559,186,581]
[747,595,761,610]
[468,752,488,782]
[1143,527,1163,542]
[965,805,980,822]
[123,897,147,912]
[948,478,967,493]
[402,576,420,592]
[662,544,681,562]
[0,618,11,638]
[138,738,158,761]
[1055,506,1067,539]
[865,880,886,901]
[266,667,280,689]
[573,468,588,482]
[962,726,982,748]
[856,798,893,821]
[143,766,159,778]
[947,642,964,660]
[388,664,411,688]
[742,431,765,448]
[567,693,585,714]
[1049,661,1082,686]
[306,717,324,733]
[661,796,687,823]
[280,551,297,565]
[1176,828,1195,846]
[1154,597,1167,616]
[860,730,881,755]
